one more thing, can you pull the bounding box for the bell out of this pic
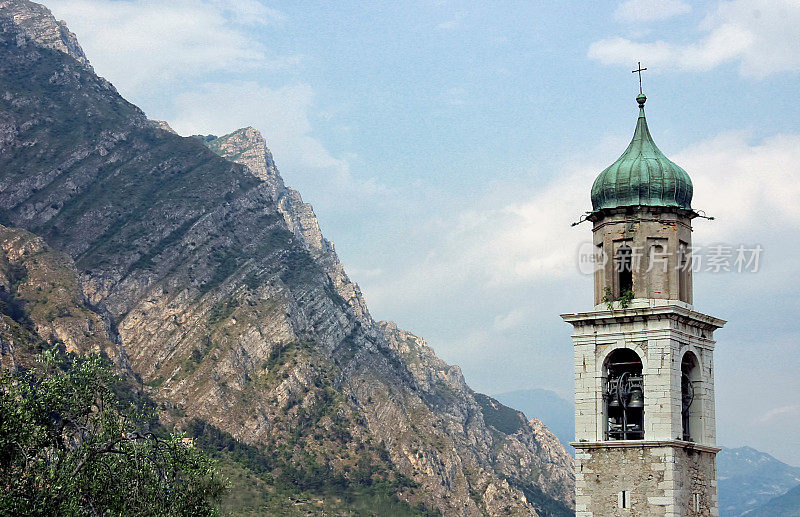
[607,378,621,408]
[628,388,644,409]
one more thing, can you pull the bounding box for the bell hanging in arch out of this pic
[628,387,644,409]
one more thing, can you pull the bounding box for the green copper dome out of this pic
[591,94,693,212]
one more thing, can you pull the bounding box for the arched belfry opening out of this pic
[604,348,644,440]
[615,245,633,297]
[682,352,702,441]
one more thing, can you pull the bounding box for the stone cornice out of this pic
[591,212,695,233]
[587,206,698,223]
[561,300,726,331]
[570,439,721,454]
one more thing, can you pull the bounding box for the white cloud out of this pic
[444,87,468,106]
[679,132,800,241]
[360,161,599,317]
[437,11,467,30]
[206,0,284,25]
[168,81,383,199]
[588,27,751,72]
[756,405,800,423]
[493,307,530,331]
[590,0,800,78]
[169,81,337,168]
[346,267,384,279]
[362,128,800,324]
[47,0,298,95]
[614,0,691,23]
[358,127,800,427]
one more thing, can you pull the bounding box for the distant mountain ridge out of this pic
[745,482,800,516]
[493,389,574,455]
[718,446,800,516]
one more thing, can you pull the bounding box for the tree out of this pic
[0,349,225,516]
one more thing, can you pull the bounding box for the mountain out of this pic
[744,482,800,516]
[0,1,574,514]
[493,390,574,455]
[717,446,800,516]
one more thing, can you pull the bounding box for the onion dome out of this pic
[591,94,693,212]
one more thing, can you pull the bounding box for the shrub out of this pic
[0,349,225,516]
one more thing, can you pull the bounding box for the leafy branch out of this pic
[0,349,225,516]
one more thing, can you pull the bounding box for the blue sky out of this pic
[47,0,800,465]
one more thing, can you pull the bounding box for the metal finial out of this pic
[632,61,647,95]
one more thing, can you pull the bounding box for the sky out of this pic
[46,0,800,465]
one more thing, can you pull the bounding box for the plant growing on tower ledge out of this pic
[602,286,635,310]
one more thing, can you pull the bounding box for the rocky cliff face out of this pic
[0,2,574,514]
[0,225,122,372]
[206,128,328,254]
[378,321,574,514]
[0,0,88,66]
[205,127,575,515]
[205,127,369,324]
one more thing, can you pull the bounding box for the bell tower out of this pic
[562,91,725,516]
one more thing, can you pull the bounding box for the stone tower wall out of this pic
[565,302,723,516]
[591,208,694,305]
[570,304,719,445]
[575,444,718,517]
